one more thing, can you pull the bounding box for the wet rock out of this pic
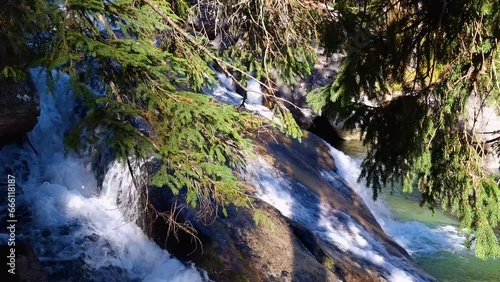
[252,129,435,282]
[0,76,39,143]
[147,188,340,282]
[143,129,435,282]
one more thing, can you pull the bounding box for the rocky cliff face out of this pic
[0,76,40,143]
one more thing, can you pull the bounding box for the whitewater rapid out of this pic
[0,69,206,281]
[246,145,469,282]
[325,148,466,255]
[208,71,468,281]
[247,157,425,282]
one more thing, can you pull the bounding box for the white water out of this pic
[0,69,206,281]
[210,72,275,120]
[245,78,264,105]
[323,147,466,255]
[248,158,429,282]
[213,72,263,105]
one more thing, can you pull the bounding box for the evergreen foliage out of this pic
[188,0,327,139]
[192,0,320,83]
[56,0,270,220]
[1,0,281,222]
[0,0,59,81]
[308,0,500,258]
[0,0,327,225]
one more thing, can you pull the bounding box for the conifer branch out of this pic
[144,0,306,113]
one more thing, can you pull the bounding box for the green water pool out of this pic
[386,191,500,282]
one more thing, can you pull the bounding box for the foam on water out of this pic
[0,69,206,281]
[324,145,466,255]
[209,72,275,120]
[248,158,431,282]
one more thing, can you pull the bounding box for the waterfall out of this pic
[324,146,466,255]
[0,69,206,281]
[209,72,274,120]
[248,158,429,282]
[246,145,468,281]
[245,78,263,105]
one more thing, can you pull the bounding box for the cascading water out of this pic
[209,73,439,281]
[246,143,484,282]
[322,147,466,255]
[247,158,431,282]
[0,69,207,281]
[333,143,500,282]
[209,71,498,281]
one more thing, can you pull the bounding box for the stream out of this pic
[336,141,500,282]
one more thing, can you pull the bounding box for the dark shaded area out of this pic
[0,76,39,147]
[306,115,344,148]
[0,244,48,282]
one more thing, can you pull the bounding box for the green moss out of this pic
[322,256,335,272]
[253,210,276,231]
[235,275,251,282]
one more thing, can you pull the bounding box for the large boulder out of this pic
[151,197,340,282]
[146,173,339,281]
[144,130,435,282]
[0,76,40,142]
[251,130,432,281]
